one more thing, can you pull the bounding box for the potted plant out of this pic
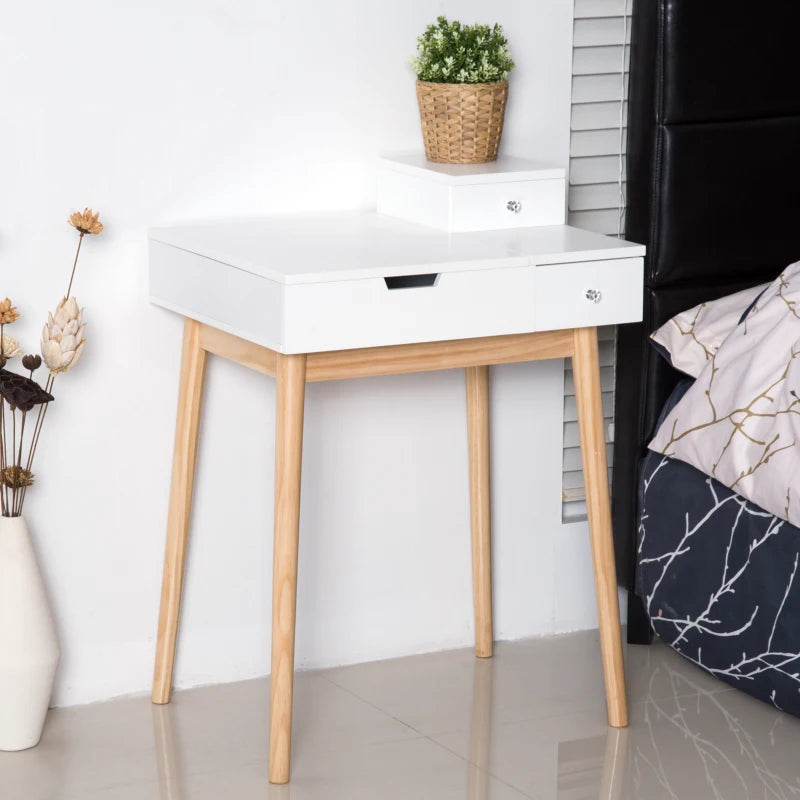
[412,16,516,164]
[0,208,102,750]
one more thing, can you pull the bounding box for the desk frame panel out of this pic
[151,319,627,784]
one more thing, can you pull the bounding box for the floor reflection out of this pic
[147,639,800,800]
[630,665,800,800]
[553,660,800,800]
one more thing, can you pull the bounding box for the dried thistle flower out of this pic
[68,208,103,235]
[0,334,22,358]
[22,354,42,372]
[2,466,34,489]
[41,296,87,375]
[0,298,19,324]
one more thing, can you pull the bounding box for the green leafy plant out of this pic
[411,16,515,85]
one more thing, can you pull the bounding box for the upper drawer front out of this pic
[283,266,535,353]
[450,179,566,232]
[534,257,643,331]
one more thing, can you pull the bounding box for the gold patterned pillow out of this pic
[650,284,767,377]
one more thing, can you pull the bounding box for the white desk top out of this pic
[150,212,645,285]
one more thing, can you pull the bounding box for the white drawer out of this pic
[533,257,643,331]
[450,179,566,232]
[283,266,536,353]
[376,156,566,232]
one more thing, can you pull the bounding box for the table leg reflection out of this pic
[557,726,630,800]
[151,703,294,800]
[467,656,495,800]
[598,728,629,800]
[152,704,183,800]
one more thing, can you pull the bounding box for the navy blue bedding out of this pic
[637,444,800,713]
[637,373,800,711]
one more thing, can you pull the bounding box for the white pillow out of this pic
[650,283,767,378]
[649,262,800,526]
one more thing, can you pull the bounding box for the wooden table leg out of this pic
[153,319,207,704]
[466,365,493,658]
[572,327,628,728]
[269,353,307,784]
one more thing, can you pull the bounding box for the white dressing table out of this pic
[148,156,645,784]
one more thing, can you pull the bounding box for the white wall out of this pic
[0,0,604,708]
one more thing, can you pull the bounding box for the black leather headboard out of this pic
[612,0,800,595]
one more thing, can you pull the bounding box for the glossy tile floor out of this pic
[4,630,800,799]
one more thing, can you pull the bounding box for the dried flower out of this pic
[2,466,34,489]
[68,208,103,235]
[22,354,42,372]
[0,298,19,325]
[0,334,22,358]
[0,369,54,412]
[41,297,87,375]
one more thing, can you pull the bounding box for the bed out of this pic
[612,0,800,710]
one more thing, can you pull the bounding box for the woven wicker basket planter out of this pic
[416,79,509,164]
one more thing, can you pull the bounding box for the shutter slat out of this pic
[572,73,629,104]
[574,0,631,18]
[562,467,613,492]
[564,444,614,472]
[571,101,628,131]
[565,209,621,236]
[563,392,614,424]
[573,18,632,47]
[569,182,625,212]
[564,419,615,449]
[570,155,626,185]
[562,499,589,523]
[571,128,627,158]
[573,45,630,75]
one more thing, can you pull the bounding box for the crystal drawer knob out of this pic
[585,289,602,304]
[506,200,522,214]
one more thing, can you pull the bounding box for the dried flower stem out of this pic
[17,374,54,512]
[10,407,15,513]
[12,411,27,516]
[65,232,84,300]
[0,326,5,516]
[0,401,7,516]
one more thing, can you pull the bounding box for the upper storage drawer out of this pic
[449,179,565,232]
[534,257,643,331]
[377,154,566,233]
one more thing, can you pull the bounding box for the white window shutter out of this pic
[563,0,630,523]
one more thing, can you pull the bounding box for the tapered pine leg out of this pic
[153,319,208,704]
[269,353,307,785]
[466,366,493,658]
[572,327,628,727]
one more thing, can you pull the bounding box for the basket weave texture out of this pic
[416,80,509,164]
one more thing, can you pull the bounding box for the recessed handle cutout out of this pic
[384,273,439,290]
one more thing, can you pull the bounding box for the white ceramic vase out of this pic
[0,516,60,750]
